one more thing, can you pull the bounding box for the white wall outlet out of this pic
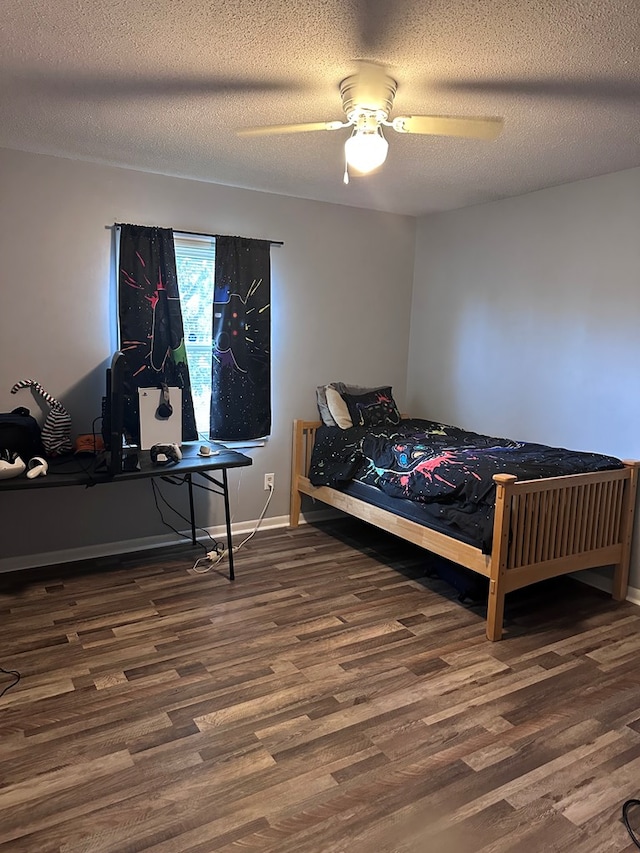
[264,472,275,491]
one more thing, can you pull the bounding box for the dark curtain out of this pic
[118,224,197,442]
[210,236,271,440]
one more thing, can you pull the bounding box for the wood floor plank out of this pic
[2,518,640,851]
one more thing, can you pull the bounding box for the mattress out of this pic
[339,479,482,549]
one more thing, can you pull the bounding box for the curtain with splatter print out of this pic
[210,236,271,440]
[118,224,197,443]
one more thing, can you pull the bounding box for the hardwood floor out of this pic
[2,519,640,852]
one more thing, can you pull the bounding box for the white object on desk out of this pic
[138,387,182,450]
[198,445,220,457]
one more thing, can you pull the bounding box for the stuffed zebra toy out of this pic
[11,380,72,456]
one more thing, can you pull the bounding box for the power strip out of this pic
[207,545,240,561]
[195,481,273,573]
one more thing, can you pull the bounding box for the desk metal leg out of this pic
[187,474,196,546]
[222,468,235,581]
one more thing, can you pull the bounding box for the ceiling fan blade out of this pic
[237,121,344,137]
[439,78,640,102]
[357,0,394,54]
[356,0,407,56]
[9,71,300,100]
[393,115,504,140]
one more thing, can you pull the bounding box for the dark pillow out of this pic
[343,387,401,429]
[316,382,389,427]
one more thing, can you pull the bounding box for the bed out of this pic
[290,407,639,641]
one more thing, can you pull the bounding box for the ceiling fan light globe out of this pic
[344,132,389,174]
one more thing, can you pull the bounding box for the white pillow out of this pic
[316,382,346,426]
[325,387,353,429]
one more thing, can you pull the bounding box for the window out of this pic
[118,225,270,444]
[174,231,272,443]
[174,234,215,437]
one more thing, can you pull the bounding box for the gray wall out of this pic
[0,148,416,568]
[5,145,639,591]
[408,168,640,587]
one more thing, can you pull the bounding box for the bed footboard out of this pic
[487,463,639,639]
[291,419,639,641]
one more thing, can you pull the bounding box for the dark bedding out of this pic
[308,418,624,552]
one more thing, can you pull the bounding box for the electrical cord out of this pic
[0,666,20,698]
[160,477,225,552]
[192,478,272,574]
[187,479,225,496]
[150,478,224,555]
[92,415,103,445]
[192,552,222,572]
[234,481,273,551]
[622,799,640,848]
[150,478,191,545]
[192,469,244,572]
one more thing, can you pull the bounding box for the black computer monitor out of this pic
[103,351,126,475]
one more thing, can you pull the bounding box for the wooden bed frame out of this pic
[290,419,639,640]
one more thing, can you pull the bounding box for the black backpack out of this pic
[0,407,45,462]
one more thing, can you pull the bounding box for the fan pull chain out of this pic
[343,151,350,185]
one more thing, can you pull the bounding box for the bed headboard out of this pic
[292,419,321,482]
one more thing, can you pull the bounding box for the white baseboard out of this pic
[571,568,613,596]
[567,569,640,607]
[626,584,640,607]
[0,514,291,574]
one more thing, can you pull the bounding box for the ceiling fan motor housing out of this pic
[339,71,397,122]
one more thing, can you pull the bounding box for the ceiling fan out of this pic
[237,62,504,184]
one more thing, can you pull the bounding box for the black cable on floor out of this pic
[150,478,202,550]
[622,799,640,848]
[0,666,20,698]
[150,479,224,555]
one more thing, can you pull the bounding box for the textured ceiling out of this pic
[2,0,640,216]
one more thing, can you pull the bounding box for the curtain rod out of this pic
[114,223,283,246]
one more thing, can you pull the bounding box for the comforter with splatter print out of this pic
[308,418,623,552]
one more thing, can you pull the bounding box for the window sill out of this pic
[198,434,266,450]
[219,439,266,449]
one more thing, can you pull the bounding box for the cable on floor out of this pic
[622,799,640,848]
[0,666,20,698]
[192,480,272,574]
[150,478,224,556]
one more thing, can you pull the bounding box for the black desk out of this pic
[0,443,252,580]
